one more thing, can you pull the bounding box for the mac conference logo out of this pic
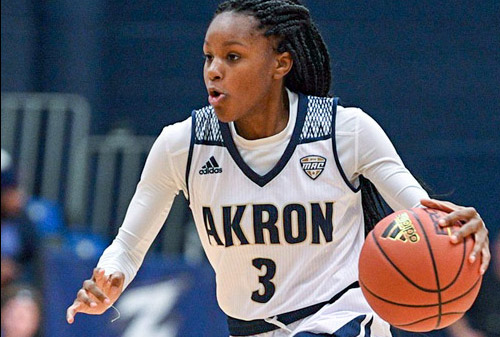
[300,155,326,180]
[381,212,420,243]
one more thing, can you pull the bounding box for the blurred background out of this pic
[1,0,499,336]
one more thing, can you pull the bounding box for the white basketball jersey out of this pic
[186,94,365,321]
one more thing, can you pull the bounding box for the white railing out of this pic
[1,93,91,217]
[79,129,155,234]
[1,92,199,257]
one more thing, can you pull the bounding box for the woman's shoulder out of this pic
[335,104,369,133]
[336,104,389,138]
[157,116,192,155]
[157,104,222,154]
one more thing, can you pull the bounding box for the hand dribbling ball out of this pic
[359,208,482,332]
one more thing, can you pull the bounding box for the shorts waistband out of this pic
[227,281,360,336]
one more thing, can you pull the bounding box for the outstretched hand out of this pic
[420,199,490,275]
[66,268,124,324]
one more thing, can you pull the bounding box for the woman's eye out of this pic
[204,54,213,61]
[227,54,240,61]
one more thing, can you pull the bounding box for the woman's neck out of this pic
[233,87,289,140]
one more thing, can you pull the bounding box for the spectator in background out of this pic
[1,285,41,337]
[1,149,40,288]
[446,232,500,337]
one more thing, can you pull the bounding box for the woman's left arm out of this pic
[346,110,491,274]
[420,199,490,275]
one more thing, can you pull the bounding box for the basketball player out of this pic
[66,1,490,336]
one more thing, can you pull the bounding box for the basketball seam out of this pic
[393,311,465,328]
[360,276,482,308]
[371,231,439,293]
[421,208,467,291]
[365,208,482,331]
[409,209,442,329]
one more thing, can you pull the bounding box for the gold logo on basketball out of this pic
[300,155,326,180]
[381,213,420,243]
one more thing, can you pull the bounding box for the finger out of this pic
[77,288,97,308]
[105,272,124,299]
[420,199,458,213]
[83,280,110,304]
[109,272,124,290]
[450,218,483,243]
[66,301,83,324]
[92,268,105,282]
[469,228,489,263]
[438,207,477,228]
[480,244,491,275]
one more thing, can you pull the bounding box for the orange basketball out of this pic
[359,208,482,332]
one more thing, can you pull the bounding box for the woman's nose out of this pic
[207,59,223,81]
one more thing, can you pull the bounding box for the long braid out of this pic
[214,0,390,234]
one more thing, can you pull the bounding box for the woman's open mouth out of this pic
[208,89,226,106]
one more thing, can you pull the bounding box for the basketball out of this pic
[359,208,483,332]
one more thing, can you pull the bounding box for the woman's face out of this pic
[203,12,280,122]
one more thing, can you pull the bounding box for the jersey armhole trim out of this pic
[331,98,361,193]
[185,111,196,204]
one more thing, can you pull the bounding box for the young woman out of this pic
[66,1,490,336]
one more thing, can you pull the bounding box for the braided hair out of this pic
[214,0,390,233]
[215,0,331,97]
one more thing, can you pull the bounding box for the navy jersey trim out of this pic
[299,133,332,144]
[185,111,196,203]
[294,315,370,337]
[227,281,360,336]
[194,139,225,147]
[219,93,309,188]
[331,98,360,193]
[299,95,334,143]
[333,315,367,336]
[193,105,224,146]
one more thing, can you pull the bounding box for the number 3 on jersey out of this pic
[251,258,276,303]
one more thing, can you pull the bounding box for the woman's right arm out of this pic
[66,119,191,323]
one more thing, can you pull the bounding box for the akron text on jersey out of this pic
[202,202,334,247]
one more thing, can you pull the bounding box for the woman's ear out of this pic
[273,51,293,80]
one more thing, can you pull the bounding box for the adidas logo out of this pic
[381,212,420,243]
[199,156,223,175]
